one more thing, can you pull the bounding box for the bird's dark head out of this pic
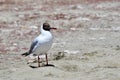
[43,23,57,31]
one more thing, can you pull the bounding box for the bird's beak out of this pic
[50,27,57,30]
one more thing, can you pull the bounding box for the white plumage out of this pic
[31,25,53,55]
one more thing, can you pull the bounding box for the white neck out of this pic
[40,25,53,38]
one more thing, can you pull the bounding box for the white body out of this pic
[30,26,53,55]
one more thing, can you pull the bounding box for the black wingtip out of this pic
[21,52,29,56]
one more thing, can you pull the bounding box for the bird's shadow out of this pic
[29,64,55,68]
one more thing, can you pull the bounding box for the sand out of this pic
[0,0,120,80]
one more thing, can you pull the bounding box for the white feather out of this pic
[30,25,53,55]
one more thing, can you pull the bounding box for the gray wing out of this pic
[28,40,38,55]
[21,40,38,56]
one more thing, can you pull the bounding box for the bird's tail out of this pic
[21,52,29,56]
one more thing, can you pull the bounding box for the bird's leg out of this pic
[45,53,48,65]
[38,55,40,67]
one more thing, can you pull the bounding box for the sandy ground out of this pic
[0,0,120,80]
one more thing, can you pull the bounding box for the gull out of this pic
[22,23,57,67]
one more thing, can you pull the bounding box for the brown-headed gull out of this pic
[22,23,57,67]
